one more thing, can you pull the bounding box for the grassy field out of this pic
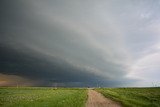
[1,87,160,107]
[0,87,87,107]
[96,87,160,107]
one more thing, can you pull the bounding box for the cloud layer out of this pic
[0,0,160,87]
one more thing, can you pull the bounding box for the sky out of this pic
[0,0,160,87]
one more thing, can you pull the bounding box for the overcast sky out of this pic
[0,0,160,87]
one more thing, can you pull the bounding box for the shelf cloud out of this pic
[0,0,160,87]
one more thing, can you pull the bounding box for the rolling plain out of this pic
[0,87,160,107]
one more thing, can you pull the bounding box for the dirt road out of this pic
[86,89,121,107]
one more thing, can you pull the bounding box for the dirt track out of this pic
[86,89,121,107]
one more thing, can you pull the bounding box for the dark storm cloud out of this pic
[0,45,128,87]
[1,0,159,87]
[0,0,135,87]
[0,45,126,87]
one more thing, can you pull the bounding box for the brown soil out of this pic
[86,89,122,107]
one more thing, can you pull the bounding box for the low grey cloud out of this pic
[1,0,160,87]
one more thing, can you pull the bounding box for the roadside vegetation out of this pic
[96,87,160,107]
[0,87,87,107]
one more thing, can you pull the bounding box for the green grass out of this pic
[0,87,87,107]
[1,87,160,107]
[96,87,160,107]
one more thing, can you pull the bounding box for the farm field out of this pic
[96,88,160,107]
[0,87,87,107]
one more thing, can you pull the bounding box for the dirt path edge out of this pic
[86,89,122,107]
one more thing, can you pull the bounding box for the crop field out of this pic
[96,88,160,107]
[0,87,87,107]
